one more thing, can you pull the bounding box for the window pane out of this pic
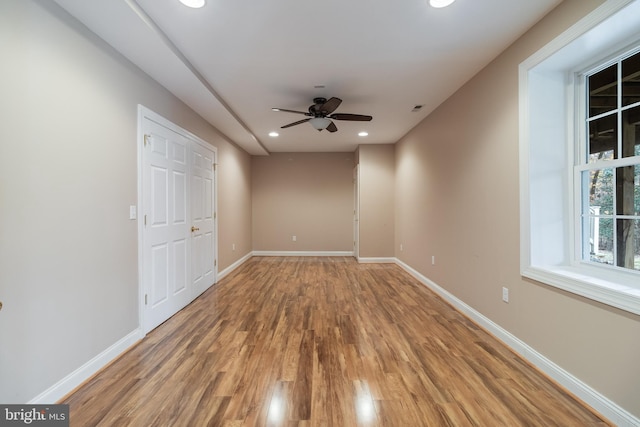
[589,217,614,265]
[621,105,640,158]
[589,64,617,117]
[622,52,640,107]
[616,219,639,270]
[616,165,636,215]
[637,165,640,216]
[588,114,617,162]
[586,168,614,214]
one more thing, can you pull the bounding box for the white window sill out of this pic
[523,265,640,316]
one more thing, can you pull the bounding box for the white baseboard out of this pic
[357,257,395,264]
[394,258,640,427]
[252,251,354,257]
[29,255,637,425]
[29,328,142,404]
[29,252,249,405]
[218,251,253,281]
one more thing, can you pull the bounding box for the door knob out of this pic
[191,226,200,232]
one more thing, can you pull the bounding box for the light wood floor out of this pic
[64,257,610,426]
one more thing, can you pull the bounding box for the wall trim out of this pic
[218,251,253,281]
[252,251,354,257]
[29,328,143,404]
[394,258,639,427]
[357,257,395,264]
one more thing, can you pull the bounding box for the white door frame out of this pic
[353,165,360,260]
[137,105,217,334]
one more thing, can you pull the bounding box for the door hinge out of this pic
[145,294,148,305]
[213,163,217,171]
[214,259,217,267]
[144,214,147,226]
[214,212,216,220]
[144,134,151,147]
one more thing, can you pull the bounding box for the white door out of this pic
[190,142,216,297]
[140,108,217,334]
[142,120,192,332]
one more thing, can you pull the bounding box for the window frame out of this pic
[575,49,640,274]
[519,0,640,316]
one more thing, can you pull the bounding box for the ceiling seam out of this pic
[125,0,270,155]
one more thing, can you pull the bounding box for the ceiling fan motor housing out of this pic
[310,98,328,116]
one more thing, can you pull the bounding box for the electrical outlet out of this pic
[431,256,435,265]
[502,287,509,303]
[400,244,403,251]
[232,243,236,251]
[292,235,297,242]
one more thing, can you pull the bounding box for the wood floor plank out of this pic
[63,257,611,426]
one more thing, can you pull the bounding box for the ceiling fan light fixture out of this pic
[179,0,206,8]
[309,117,332,131]
[429,0,455,8]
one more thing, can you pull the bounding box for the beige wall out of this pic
[0,0,251,403]
[395,0,640,417]
[4,0,639,418]
[357,145,395,258]
[252,152,354,252]
[218,145,252,269]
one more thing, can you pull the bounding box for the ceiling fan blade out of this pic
[281,118,311,129]
[326,121,338,133]
[329,113,372,121]
[272,107,310,116]
[319,97,342,115]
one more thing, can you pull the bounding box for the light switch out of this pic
[129,205,137,220]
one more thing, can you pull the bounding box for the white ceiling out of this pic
[52,0,562,155]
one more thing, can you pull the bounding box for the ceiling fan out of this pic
[272,97,372,133]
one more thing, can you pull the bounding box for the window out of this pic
[520,0,640,316]
[579,50,640,272]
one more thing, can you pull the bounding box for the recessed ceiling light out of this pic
[429,0,455,8]
[179,0,206,8]
[358,132,369,137]
[269,131,279,137]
